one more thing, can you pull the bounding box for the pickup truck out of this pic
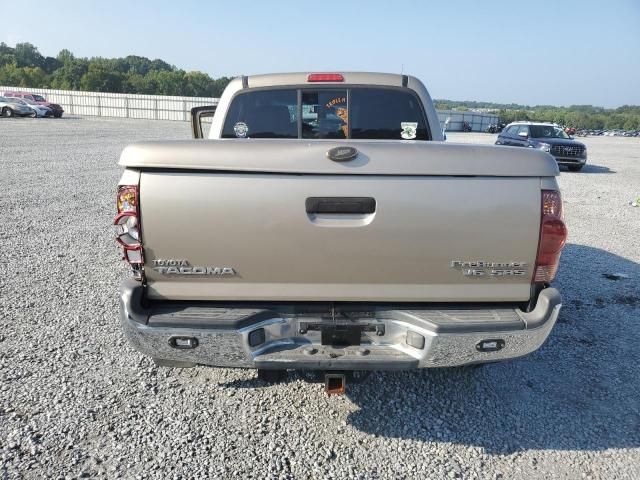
[116,72,566,392]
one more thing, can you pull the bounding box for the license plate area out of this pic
[299,321,385,347]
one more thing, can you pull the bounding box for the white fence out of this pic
[437,110,499,133]
[0,86,218,121]
[1,86,499,131]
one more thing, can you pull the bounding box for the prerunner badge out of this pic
[401,122,418,139]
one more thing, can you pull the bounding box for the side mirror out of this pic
[518,131,528,138]
[190,105,217,139]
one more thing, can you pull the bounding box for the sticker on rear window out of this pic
[401,122,418,140]
[233,122,249,138]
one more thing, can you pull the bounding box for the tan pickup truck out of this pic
[115,72,566,392]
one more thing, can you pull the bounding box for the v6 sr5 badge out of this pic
[450,260,528,278]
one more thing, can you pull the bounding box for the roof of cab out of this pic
[243,72,411,89]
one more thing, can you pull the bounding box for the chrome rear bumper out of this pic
[119,280,561,370]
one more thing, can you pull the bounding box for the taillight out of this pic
[115,185,144,279]
[534,190,567,283]
[307,73,344,82]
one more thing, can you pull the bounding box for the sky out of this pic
[2,0,639,107]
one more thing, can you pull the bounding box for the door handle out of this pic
[305,197,376,214]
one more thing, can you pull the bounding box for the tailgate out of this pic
[139,171,542,302]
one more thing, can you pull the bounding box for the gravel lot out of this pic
[1,117,638,479]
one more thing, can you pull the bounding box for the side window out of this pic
[25,95,34,101]
[301,90,348,139]
[505,126,518,136]
[221,89,298,139]
[350,89,429,140]
[516,125,529,137]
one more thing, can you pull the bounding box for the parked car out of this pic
[495,121,587,171]
[3,91,64,118]
[116,72,565,393]
[5,97,52,117]
[0,96,34,117]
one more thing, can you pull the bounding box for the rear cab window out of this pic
[221,89,297,138]
[222,87,430,140]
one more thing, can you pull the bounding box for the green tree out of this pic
[184,71,216,96]
[42,56,62,74]
[0,64,46,87]
[0,63,24,85]
[144,70,185,96]
[57,49,75,65]
[0,42,16,67]
[80,63,124,92]
[50,58,88,90]
[14,42,44,68]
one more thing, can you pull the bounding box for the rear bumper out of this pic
[119,280,561,370]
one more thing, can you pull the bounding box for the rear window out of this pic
[350,89,428,140]
[221,89,297,139]
[301,90,348,139]
[222,87,430,140]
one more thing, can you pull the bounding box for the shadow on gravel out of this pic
[344,244,639,453]
[560,164,614,174]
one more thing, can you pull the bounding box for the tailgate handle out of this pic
[306,197,376,214]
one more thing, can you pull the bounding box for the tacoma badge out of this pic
[152,259,236,276]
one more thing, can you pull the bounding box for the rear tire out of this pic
[568,165,583,172]
[3,107,13,117]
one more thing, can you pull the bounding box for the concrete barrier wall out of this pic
[1,86,499,131]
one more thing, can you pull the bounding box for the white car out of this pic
[6,97,53,117]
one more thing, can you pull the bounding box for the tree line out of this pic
[435,100,640,131]
[0,42,232,97]
[1,42,638,129]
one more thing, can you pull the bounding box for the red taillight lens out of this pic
[115,185,144,272]
[534,190,567,283]
[307,73,344,82]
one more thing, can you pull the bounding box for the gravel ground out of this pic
[1,117,638,479]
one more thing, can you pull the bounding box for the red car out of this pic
[3,91,64,118]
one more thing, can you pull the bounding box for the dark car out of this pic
[3,91,64,118]
[496,122,587,171]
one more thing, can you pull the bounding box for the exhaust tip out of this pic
[325,373,346,396]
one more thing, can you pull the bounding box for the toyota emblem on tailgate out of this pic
[327,146,358,162]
